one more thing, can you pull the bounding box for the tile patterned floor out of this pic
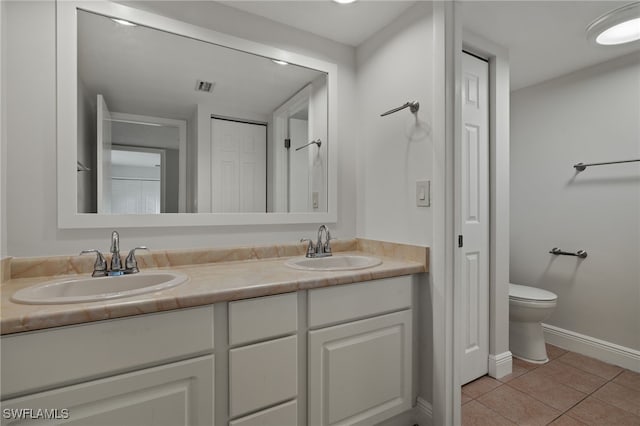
[462,345,640,426]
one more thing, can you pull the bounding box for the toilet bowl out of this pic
[509,284,558,363]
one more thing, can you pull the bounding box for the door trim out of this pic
[458,52,490,385]
[110,112,187,213]
[456,30,512,385]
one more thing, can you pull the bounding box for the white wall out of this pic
[0,0,7,258]
[511,53,640,351]
[356,3,434,245]
[309,74,328,213]
[4,0,357,256]
[355,0,436,407]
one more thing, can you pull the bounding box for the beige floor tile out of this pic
[548,415,588,426]
[557,352,624,380]
[613,369,640,393]
[477,385,561,426]
[546,344,568,360]
[535,359,607,394]
[498,361,530,383]
[593,381,640,416]
[508,369,587,412]
[461,392,474,405]
[462,400,516,426]
[567,396,640,426]
[513,357,540,371]
[462,376,502,399]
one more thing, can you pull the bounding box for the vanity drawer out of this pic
[229,399,297,426]
[229,335,298,418]
[308,276,412,328]
[228,292,297,346]
[1,306,215,399]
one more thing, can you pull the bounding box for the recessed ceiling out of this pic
[459,1,640,90]
[220,1,417,47]
[78,9,325,120]
[224,1,639,90]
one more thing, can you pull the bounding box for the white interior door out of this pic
[96,94,112,214]
[211,118,267,213]
[459,52,490,385]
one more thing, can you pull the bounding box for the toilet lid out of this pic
[509,284,557,301]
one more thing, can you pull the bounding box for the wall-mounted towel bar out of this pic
[549,247,588,258]
[295,139,322,151]
[380,101,420,117]
[574,158,640,171]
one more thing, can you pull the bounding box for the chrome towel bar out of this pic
[380,101,420,117]
[295,139,322,151]
[549,247,588,259]
[574,158,640,171]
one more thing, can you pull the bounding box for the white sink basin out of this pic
[285,255,382,271]
[11,272,189,305]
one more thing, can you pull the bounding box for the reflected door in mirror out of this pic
[211,118,267,213]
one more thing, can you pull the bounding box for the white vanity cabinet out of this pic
[0,306,215,426]
[307,277,414,426]
[1,276,416,426]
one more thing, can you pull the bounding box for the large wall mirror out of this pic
[58,1,337,228]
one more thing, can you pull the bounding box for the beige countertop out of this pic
[0,239,428,335]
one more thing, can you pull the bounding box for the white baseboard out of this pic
[372,399,432,426]
[488,351,512,379]
[416,397,432,425]
[542,323,640,372]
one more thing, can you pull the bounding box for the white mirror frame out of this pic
[57,0,338,228]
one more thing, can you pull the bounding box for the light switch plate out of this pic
[416,180,430,207]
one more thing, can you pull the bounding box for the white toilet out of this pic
[509,284,558,363]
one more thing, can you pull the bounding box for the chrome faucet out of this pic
[80,231,147,277]
[125,247,149,274]
[80,249,108,277]
[301,225,334,258]
[110,230,123,275]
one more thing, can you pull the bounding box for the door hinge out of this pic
[458,235,463,248]
[284,138,291,149]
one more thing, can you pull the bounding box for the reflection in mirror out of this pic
[76,9,328,215]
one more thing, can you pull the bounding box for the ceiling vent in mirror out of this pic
[195,80,215,93]
[586,2,640,45]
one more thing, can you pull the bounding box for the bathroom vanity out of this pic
[0,239,428,426]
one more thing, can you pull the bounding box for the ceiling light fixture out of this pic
[586,2,640,45]
[111,18,137,27]
[272,59,289,66]
[332,0,357,4]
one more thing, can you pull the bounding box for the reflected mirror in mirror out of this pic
[76,9,328,215]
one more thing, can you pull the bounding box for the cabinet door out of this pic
[1,356,214,426]
[308,310,412,426]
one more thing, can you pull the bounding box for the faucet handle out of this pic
[125,246,149,274]
[80,249,108,277]
[300,239,315,258]
[324,230,336,255]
